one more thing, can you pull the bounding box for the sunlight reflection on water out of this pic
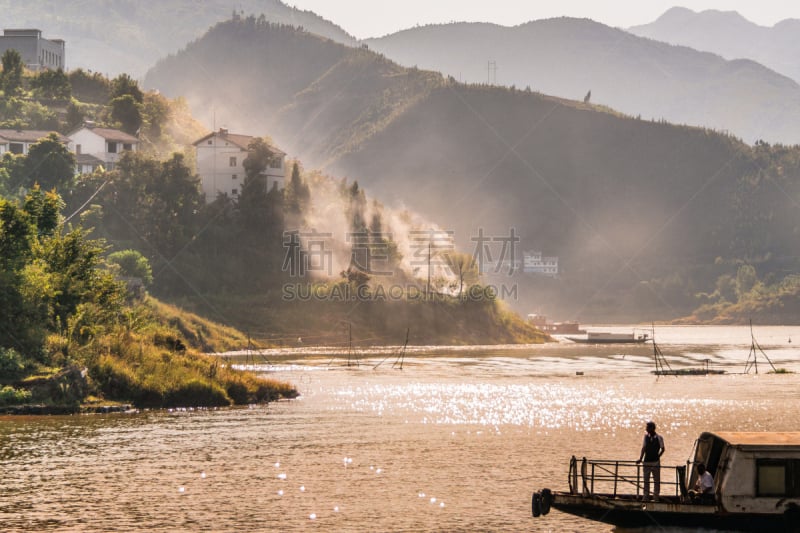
[2,326,799,532]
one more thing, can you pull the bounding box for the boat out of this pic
[531,431,800,531]
[566,331,650,344]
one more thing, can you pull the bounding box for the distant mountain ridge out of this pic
[0,0,356,77]
[364,17,800,145]
[630,7,800,85]
[144,17,800,321]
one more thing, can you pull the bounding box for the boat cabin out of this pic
[692,431,800,515]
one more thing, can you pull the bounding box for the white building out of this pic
[0,129,69,155]
[193,128,286,203]
[0,29,65,71]
[67,124,139,171]
[524,251,559,276]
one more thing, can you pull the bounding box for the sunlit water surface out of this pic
[2,326,799,532]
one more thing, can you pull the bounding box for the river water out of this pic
[2,326,799,532]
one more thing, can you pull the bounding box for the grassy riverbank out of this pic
[1,297,298,412]
[173,290,550,347]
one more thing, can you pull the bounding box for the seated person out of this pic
[691,463,715,503]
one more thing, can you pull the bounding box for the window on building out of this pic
[231,189,238,196]
[76,144,82,155]
[757,459,800,497]
[207,140,212,145]
[123,143,132,151]
[107,142,117,153]
[9,143,23,154]
[229,156,237,167]
[232,174,238,180]
[269,158,281,169]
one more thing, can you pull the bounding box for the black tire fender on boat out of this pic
[540,488,552,515]
[531,491,542,517]
[784,504,800,532]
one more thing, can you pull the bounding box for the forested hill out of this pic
[363,18,800,146]
[145,17,800,322]
[1,0,356,77]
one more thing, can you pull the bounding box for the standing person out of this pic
[636,421,665,500]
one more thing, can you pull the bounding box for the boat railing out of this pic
[569,456,686,499]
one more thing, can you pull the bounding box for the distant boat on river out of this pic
[566,331,650,344]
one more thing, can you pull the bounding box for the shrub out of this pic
[90,354,137,399]
[0,385,31,406]
[165,378,231,407]
[0,347,25,379]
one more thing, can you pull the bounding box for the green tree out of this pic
[68,69,110,104]
[242,137,275,181]
[345,181,367,233]
[23,185,63,236]
[0,49,24,95]
[1,152,27,194]
[110,73,144,104]
[240,137,280,230]
[284,161,310,217]
[109,152,202,258]
[29,68,71,99]
[108,249,153,286]
[23,133,76,191]
[141,91,172,139]
[34,225,124,334]
[443,251,479,297]
[65,100,86,131]
[0,197,34,272]
[110,94,143,135]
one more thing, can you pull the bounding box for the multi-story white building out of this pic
[0,29,65,71]
[193,128,286,203]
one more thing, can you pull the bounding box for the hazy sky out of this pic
[288,1,800,39]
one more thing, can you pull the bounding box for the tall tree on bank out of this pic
[240,136,277,229]
[0,49,24,95]
[110,94,143,135]
[23,133,76,191]
[284,161,310,225]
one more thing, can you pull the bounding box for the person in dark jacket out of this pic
[636,421,665,500]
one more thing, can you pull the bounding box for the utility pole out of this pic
[487,60,497,85]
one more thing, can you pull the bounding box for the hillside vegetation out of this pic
[144,16,800,323]
[1,48,545,356]
[364,18,800,146]
[1,0,356,77]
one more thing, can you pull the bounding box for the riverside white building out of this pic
[193,128,286,203]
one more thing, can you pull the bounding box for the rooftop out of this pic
[70,125,139,143]
[0,129,69,143]
[193,128,286,156]
[709,431,800,447]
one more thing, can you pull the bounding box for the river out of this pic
[1,326,799,532]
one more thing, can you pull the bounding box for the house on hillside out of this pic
[67,124,139,171]
[0,29,65,70]
[193,128,286,203]
[0,129,69,155]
